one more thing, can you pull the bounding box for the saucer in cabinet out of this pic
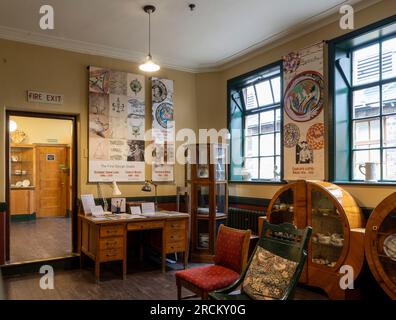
[383,234,396,261]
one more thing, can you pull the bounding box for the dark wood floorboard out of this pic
[2,262,328,300]
[10,217,71,263]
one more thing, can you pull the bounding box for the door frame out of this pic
[5,110,78,262]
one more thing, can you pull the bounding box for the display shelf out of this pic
[365,192,396,299]
[186,143,228,262]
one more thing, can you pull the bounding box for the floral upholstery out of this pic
[242,246,297,300]
[176,265,239,292]
[214,225,248,273]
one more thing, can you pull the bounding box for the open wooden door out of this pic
[36,145,69,217]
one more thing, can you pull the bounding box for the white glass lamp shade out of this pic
[139,55,160,72]
[112,181,122,196]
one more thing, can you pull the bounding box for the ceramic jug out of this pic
[359,162,377,182]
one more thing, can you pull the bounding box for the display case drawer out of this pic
[127,221,164,231]
[166,241,185,253]
[99,248,124,262]
[166,220,186,231]
[100,225,124,238]
[99,237,124,250]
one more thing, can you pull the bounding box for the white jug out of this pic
[359,162,377,182]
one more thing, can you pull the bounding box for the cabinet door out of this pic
[10,190,34,215]
[308,185,349,270]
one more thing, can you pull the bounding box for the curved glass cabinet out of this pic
[365,192,396,299]
[262,180,365,299]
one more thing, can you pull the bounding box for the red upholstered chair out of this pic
[175,225,251,300]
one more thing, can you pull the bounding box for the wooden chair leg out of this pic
[202,291,209,300]
[176,277,182,300]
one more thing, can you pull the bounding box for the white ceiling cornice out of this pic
[0,0,384,73]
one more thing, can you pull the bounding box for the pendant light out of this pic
[139,5,160,72]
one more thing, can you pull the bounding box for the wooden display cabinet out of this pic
[10,144,36,216]
[259,180,365,299]
[365,192,396,299]
[186,143,228,262]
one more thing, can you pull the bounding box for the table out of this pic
[78,212,190,281]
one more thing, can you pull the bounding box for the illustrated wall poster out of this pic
[151,78,175,182]
[89,66,145,182]
[283,42,325,180]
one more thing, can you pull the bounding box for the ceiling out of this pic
[0,0,370,72]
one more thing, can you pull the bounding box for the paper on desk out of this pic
[91,216,109,221]
[141,202,155,214]
[81,194,96,214]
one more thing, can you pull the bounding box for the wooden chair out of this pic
[209,221,312,300]
[175,225,251,300]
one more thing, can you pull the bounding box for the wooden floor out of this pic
[2,261,328,300]
[10,217,71,263]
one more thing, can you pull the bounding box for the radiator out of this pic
[226,207,266,235]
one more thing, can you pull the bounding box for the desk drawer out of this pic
[100,237,124,250]
[166,220,186,231]
[128,221,164,231]
[100,225,124,238]
[99,248,124,262]
[166,241,185,253]
[166,229,185,243]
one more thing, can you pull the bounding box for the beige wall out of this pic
[10,116,73,145]
[0,39,197,202]
[196,0,396,208]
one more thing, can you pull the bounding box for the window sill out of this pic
[229,180,287,185]
[331,180,396,187]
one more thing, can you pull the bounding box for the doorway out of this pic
[5,111,78,264]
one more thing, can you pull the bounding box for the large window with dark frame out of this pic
[228,63,282,182]
[331,18,396,182]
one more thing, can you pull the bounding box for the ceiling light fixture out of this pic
[139,5,160,73]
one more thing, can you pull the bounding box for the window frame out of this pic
[227,60,285,184]
[329,14,396,185]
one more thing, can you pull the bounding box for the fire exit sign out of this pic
[27,90,64,105]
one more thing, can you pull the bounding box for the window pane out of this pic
[275,156,281,181]
[383,82,396,115]
[243,86,258,110]
[255,81,273,106]
[382,38,396,80]
[353,43,380,86]
[352,149,380,180]
[383,115,396,147]
[353,86,380,119]
[383,148,396,180]
[245,114,259,136]
[260,157,275,180]
[260,110,274,134]
[260,134,274,156]
[245,136,258,157]
[271,77,281,103]
[275,108,281,131]
[275,133,281,155]
[245,158,258,179]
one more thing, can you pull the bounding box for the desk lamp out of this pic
[141,180,158,211]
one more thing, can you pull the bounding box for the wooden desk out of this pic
[78,212,190,281]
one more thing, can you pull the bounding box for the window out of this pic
[331,17,396,182]
[228,63,282,182]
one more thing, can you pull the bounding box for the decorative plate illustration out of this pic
[306,123,325,150]
[283,123,300,148]
[152,79,167,103]
[129,78,142,95]
[283,52,301,74]
[89,68,110,94]
[155,102,174,128]
[383,234,396,261]
[11,130,27,144]
[284,71,324,122]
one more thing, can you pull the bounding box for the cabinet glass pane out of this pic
[269,188,295,225]
[216,184,226,216]
[311,189,344,268]
[377,209,396,287]
[196,185,209,215]
[214,145,226,181]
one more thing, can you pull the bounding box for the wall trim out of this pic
[0,203,6,212]
[229,196,271,207]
